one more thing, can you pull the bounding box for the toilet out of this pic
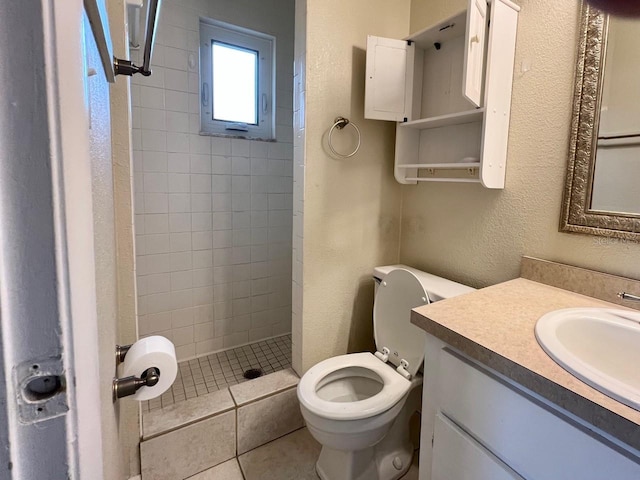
[297,265,474,480]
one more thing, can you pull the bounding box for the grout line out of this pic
[233,382,298,409]
[142,403,236,441]
[239,425,307,459]
[237,454,248,480]
[178,333,293,364]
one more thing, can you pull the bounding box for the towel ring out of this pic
[328,116,361,158]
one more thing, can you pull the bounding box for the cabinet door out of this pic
[463,0,488,107]
[432,413,522,480]
[437,349,640,480]
[364,36,414,122]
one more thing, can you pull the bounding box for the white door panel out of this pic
[0,1,126,478]
[463,0,488,107]
[0,1,105,478]
[365,35,414,121]
[83,11,127,480]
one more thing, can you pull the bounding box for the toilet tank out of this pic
[373,264,475,302]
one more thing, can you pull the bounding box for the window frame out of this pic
[199,18,276,140]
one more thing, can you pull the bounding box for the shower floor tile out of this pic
[143,334,292,413]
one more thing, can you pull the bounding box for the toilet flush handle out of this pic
[396,360,412,380]
[374,347,390,363]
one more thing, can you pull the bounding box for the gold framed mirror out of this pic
[561,3,640,240]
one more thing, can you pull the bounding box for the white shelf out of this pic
[365,0,518,189]
[404,178,481,183]
[397,162,480,169]
[400,109,485,130]
[407,11,467,49]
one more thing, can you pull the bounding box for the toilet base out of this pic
[315,445,414,480]
[313,386,419,480]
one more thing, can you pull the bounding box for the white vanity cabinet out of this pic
[364,0,519,188]
[419,334,640,480]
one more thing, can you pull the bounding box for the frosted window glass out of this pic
[212,42,258,125]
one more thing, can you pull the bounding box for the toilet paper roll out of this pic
[122,335,178,401]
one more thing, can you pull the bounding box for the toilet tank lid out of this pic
[373,264,475,301]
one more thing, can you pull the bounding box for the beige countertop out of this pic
[411,277,640,451]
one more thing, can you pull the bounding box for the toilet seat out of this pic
[373,268,429,378]
[298,266,473,480]
[298,352,411,421]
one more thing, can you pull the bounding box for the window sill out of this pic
[198,131,277,142]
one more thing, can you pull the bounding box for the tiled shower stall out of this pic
[131,0,294,361]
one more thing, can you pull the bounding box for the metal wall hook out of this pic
[328,116,361,158]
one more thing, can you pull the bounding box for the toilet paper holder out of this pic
[115,343,132,364]
[112,344,161,401]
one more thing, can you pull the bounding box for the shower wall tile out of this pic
[132,0,293,361]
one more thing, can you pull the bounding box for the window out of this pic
[199,19,275,140]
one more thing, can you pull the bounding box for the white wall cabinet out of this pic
[365,0,519,188]
[419,334,640,480]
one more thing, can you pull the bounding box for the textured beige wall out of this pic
[300,0,410,372]
[108,0,140,476]
[85,24,122,480]
[400,0,640,288]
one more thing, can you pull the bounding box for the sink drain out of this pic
[243,368,264,380]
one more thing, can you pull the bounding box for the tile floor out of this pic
[143,335,292,413]
[187,428,420,480]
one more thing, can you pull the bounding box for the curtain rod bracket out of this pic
[113,57,151,77]
[114,0,161,78]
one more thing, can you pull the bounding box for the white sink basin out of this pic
[535,308,640,411]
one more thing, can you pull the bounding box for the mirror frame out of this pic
[560,3,640,240]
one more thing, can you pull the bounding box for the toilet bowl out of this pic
[297,265,475,480]
[299,352,422,480]
[298,352,422,451]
